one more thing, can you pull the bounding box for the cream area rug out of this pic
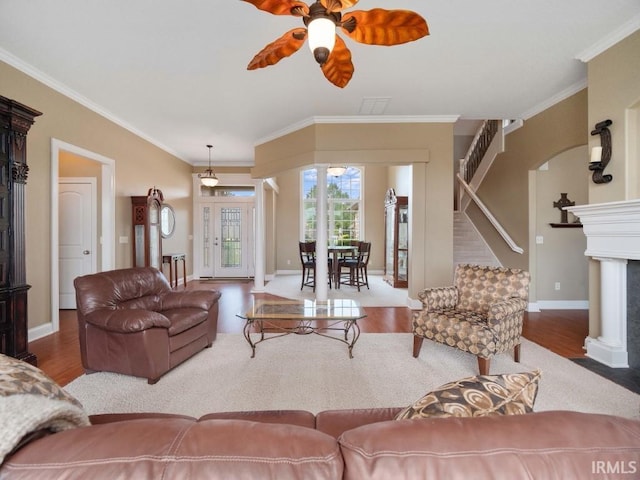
[64,333,640,419]
[264,274,409,307]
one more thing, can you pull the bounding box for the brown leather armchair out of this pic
[74,267,221,384]
[412,264,530,375]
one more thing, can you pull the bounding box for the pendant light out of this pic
[327,166,347,177]
[199,144,219,187]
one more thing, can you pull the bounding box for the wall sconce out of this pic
[589,119,613,184]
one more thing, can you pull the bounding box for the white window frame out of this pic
[300,166,365,242]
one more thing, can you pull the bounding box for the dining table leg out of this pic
[333,251,340,289]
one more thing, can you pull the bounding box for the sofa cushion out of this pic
[338,411,640,480]
[394,370,541,420]
[0,354,90,463]
[3,418,344,479]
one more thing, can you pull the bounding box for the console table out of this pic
[162,253,186,289]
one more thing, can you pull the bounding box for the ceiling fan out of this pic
[242,0,429,88]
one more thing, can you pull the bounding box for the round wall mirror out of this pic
[160,204,176,238]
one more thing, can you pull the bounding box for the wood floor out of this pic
[29,280,588,386]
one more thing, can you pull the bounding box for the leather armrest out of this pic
[161,290,221,311]
[417,286,458,311]
[84,309,171,333]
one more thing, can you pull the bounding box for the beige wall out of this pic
[467,89,588,273]
[533,146,589,301]
[586,30,640,338]
[257,122,454,297]
[587,30,640,204]
[389,165,412,197]
[1,60,194,330]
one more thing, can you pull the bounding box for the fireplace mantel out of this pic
[567,199,640,368]
[569,199,640,260]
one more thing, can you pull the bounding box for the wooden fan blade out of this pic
[321,35,354,88]
[242,0,309,16]
[320,0,359,13]
[341,9,429,45]
[247,28,307,70]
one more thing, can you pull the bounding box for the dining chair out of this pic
[299,241,332,291]
[338,241,371,291]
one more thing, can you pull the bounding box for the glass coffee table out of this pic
[237,299,366,358]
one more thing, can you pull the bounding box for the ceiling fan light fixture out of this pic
[308,17,336,65]
[327,166,347,177]
[244,0,429,87]
[199,144,219,187]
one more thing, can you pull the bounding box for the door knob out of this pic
[83,250,90,255]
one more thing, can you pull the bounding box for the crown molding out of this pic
[255,115,460,146]
[0,48,186,163]
[575,13,640,62]
[194,160,255,168]
[519,79,587,120]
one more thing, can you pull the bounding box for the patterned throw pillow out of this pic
[0,354,90,463]
[394,370,541,420]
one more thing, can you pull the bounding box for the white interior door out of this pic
[213,202,254,278]
[59,180,96,308]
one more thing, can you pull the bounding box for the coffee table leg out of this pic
[346,319,361,359]
[243,319,257,358]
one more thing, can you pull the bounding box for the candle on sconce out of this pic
[590,146,602,164]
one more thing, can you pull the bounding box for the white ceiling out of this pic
[1,1,639,166]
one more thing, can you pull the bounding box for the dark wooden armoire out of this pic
[0,95,42,365]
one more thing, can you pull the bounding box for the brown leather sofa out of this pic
[2,409,639,479]
[74,267,221,384]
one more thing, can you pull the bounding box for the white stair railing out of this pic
[456,173,523,254]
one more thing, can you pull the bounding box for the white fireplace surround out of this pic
[568,199,640,368]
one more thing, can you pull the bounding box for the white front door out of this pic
[59,180,96,308]
[213,202,254,277]
[196,200,254,278]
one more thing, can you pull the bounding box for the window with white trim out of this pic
[301,167,363,243]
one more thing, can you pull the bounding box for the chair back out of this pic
[299,241,316,265]
[454,264,530,313]
[357,242,371,266]
[74,267,171,317]
[342,239,361,258]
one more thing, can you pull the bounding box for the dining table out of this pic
[328,245,358,288]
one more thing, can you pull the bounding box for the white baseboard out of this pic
[528,302,541,312]
[537,300,589,310]
[276,270,301,275]
[29,323,54,342]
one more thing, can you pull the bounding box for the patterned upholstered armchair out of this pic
[412,264,530,375]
